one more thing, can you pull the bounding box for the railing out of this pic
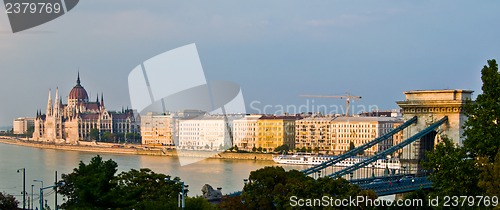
[360,177,433,196]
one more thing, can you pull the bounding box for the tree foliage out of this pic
[424,59,500,201]
[423,137,481,197]
[477,150,500,197]
[111,168,182,209]
[58,155,119,209]
[274,144,290,154]
[231,166,375,210]
[58,155,214,209]
[89,128,99,141]
[0,192,19,210]
[462,59,500,161]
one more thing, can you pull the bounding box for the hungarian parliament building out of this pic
[33,73,140,144]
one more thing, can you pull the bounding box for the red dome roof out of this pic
[69,73,89,100]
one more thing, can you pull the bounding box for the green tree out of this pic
[102,132,115,143]
[89,128,99,141]
[478,150,500,197]
[125,132,141,144]
[300,146,307,153]
[219,195,247,210]
[274,144,290,154]
[306,147,312,153]
[185,197,217,210]
[241,166,374,210]
[58,155,210,209]
[233,145,239,152]
[111,168,182,209]
[252,146,257,152]
[0,192,19,210]
[349,141,355,151]
[313,147,320,154]
[58,155,119,209]
[257,147,263,152]
[423,137,481,197]
[462,59,500,161]
[26,125,34,136]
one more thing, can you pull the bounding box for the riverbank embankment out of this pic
[0,137,274,161]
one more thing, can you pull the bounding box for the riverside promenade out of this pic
[0,136,274,161]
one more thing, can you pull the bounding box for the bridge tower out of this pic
[396,89,473,172]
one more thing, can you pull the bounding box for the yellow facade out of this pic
[256,116,297,152]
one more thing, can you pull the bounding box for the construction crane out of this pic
[300,93,362,116]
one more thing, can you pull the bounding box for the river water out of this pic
[0,142,396,209]
[0,142,310,209]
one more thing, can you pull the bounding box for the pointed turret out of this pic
[46,89,53,116]
[77,71,81,85]
[100,93,104,107]
[54,87,60,117]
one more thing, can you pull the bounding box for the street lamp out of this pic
[17,168,26,210]
[39,182,64,210]
[33,179,43,210]
[31,184,34,210]
[385,155,391,176]
[165,177,188,210]
[371,164,375,178]
[33,180,44,188]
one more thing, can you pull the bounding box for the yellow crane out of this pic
[300,93,362,116]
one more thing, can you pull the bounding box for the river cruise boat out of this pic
[272,154,400,169]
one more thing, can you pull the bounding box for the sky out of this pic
[0,0,499,126]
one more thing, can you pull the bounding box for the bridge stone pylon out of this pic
[396,89,473,171]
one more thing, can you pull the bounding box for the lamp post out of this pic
[17,168,26,210]
[385,155,391,176]
[31,184,34,210]
[165,177,188,210]
[33,180,44,188]
[33,179,43,208]
[39,182,64,210]
[371,164,375,178]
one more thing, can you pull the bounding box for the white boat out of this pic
[272,154,401,169]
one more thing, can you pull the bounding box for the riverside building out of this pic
[295,116,403,155]
[33,73,140,144]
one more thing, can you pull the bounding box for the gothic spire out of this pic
[46,89,52,116]
[77,71,81,85]
[100,93,104,107]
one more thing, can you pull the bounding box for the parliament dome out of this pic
[69,73,88,101]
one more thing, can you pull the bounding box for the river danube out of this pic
[0,143,308,208]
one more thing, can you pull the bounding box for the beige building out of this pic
[232,115,261,151]
[295,116,403,155]
[13,117,35,134]
[141,112,176,146]
[295,117,335,152]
